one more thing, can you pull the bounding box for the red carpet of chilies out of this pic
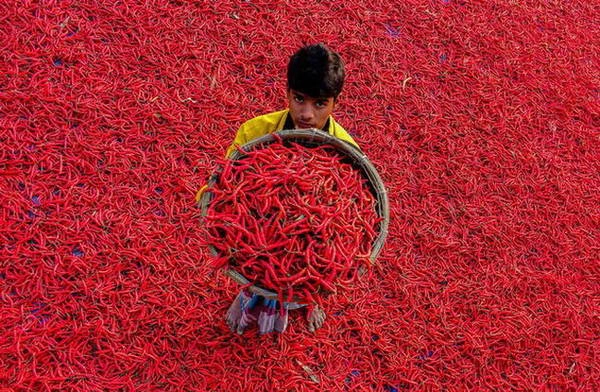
[204,141,380,301]
[0,0,598,391]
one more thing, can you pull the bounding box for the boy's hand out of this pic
[307,305,326,332]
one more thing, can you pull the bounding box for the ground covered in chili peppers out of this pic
[1,1,598,391]
[204,141,380,301]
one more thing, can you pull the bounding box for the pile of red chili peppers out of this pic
[1,0,598,390]
[204,141,380,302]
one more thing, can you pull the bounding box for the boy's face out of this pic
[287,89,336,130]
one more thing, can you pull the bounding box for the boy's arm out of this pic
[225,125,248,158]
[195,125,247,203]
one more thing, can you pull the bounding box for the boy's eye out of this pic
[294,95,304,103]
[316,101,327,108]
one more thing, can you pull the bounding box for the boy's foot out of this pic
[307,305,326,332]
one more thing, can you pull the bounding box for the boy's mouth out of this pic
[296,121,314,129]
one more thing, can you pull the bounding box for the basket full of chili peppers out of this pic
[200,129,389,303]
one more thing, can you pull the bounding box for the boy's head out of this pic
[286,43,345,130]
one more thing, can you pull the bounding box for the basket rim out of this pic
[200,129,389,300]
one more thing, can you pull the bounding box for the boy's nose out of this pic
[300,106,315,120]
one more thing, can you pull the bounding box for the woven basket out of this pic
[199,129,389,300]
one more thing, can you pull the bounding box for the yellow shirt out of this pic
[224,109,359,157]
[196,110,359,202]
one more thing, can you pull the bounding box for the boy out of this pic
[223,43,359,158]
[199,43,360,334]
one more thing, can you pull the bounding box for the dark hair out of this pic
[287,43,345,99]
